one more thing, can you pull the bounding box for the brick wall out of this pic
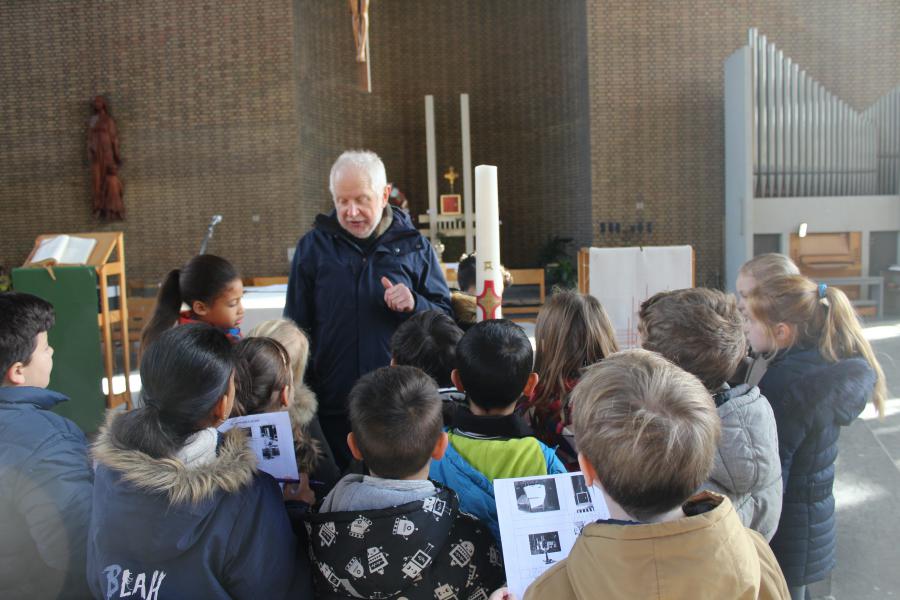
[3,1,898,286]
[294,0,593,269]
[0,0,591,280]
[0,1,304,282]
[377,1,593,268]
[585,0,900,287]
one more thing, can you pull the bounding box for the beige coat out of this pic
[524,493,789,600]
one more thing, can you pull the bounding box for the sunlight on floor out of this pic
[863,323,900,342]
[834,474,891,510]
[860,396,900,421]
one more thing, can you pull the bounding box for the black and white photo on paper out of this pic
[219,411,299,481]
[260,424,281,460]
[528,531,562,556]
[571,474,592,505]
[514,478,561,513]
[571,474,597,515]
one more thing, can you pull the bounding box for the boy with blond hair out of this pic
[524,350,789,600]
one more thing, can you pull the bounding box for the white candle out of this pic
[475,165,503,321]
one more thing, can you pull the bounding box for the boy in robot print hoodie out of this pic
[304,367,504,599]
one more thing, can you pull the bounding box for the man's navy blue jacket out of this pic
[0,386,93,599]
[284,206,452,415]
[758,346,875,587]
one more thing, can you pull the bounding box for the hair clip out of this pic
[818,283,828,299]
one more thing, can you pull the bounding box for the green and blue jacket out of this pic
[429,405,566,542]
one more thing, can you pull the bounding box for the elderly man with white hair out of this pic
[285,150,452,467]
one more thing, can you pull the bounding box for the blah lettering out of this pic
[104,564,121,600]
[131,573,146,597]
[146,571,166,600]
[103,565,166,600]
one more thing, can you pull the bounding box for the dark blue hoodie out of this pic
[87,419,312,599]
[0,386,93,599]
[284,206,452,417]
[759,346,876,587]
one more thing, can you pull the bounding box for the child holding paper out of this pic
[639,288,782,540]
[429,319,566,541]
[305,366,504,599]
[88,324,311,599]
[524,350,789,600]
[233,329,340,499]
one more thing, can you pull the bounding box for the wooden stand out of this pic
[25,232,132,410]
[578,248,591,294]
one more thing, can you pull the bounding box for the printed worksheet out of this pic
[218,411,299,482]
[494,472,609,598]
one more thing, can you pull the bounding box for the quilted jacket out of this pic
[701,383,782,541]
[759,347,875,586]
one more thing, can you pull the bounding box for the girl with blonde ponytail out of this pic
[733,253,801,385]
[745,275,884,599]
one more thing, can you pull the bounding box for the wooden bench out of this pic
[251,276,288,286]
[503,268,546,323]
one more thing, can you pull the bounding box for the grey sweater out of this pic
[320,474,436,513]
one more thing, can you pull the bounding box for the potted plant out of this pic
[538,236,576,290]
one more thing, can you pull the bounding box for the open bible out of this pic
[26,235,97,266]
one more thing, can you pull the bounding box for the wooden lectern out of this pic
[20,232,132,413]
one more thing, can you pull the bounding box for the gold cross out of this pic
[443,166,459,193]
[477,281,503,320]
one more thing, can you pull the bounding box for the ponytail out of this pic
[140,255,241,352]
[748,276,886,418]
[141,268,182,351]
[819,286,887,418]
[109,405,185,459]
[121,324,235,458]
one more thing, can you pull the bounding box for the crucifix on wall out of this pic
[349,0,372,93]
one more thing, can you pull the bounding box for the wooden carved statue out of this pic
[87,95,125,221]
[349,0,369,63]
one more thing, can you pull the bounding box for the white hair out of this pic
[329,150,388,198]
